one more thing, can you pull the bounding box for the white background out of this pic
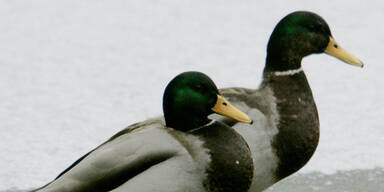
[1,0,383,190]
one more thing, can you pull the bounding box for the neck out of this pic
[165,113,211,132]
[188,120,215,132]
[265,47,303,72]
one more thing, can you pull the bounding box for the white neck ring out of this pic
[273,67,303,76]
[188,120,216,132]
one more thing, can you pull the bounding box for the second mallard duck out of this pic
[212,11,363,191]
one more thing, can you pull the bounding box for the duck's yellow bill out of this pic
[325,37,364,68]
[211,95,252,124]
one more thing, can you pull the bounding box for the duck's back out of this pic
[35,119,203,192]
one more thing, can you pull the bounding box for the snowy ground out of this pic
[1,0,383,191]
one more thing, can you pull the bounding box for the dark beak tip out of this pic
[250,120,254,125]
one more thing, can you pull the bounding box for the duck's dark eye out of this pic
[192,84,204,91]
[333,44,338,48]
[308,24,317,31]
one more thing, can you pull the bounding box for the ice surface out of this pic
[1,0,383,191]
[266,168,384,192]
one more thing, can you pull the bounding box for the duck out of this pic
[210,11,363,191]
[32,71,254,192]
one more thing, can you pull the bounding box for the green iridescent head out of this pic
[163,71,252,131]
[266,11,363,71]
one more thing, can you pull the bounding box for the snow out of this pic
[0,0,383,190]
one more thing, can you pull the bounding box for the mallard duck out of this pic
[210,11,363,191]
[32,71,254,192]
